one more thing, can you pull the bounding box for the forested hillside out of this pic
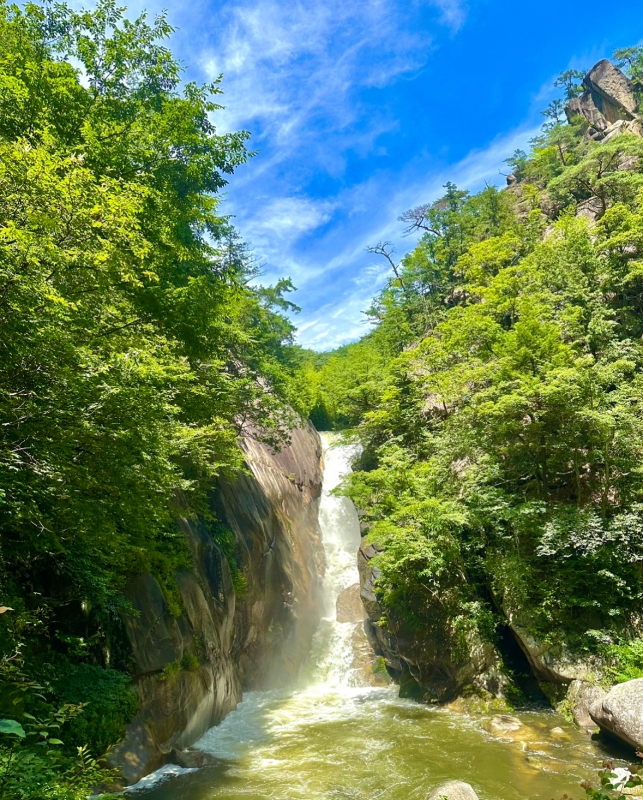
[304,52,643,703]
[0,1,307,795]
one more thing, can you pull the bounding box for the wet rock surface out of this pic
[350,623,390,686]
[426,780,480,800]
[336,583,365,623]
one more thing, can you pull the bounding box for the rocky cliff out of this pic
[108,422,324,785]
[358,540,508,705]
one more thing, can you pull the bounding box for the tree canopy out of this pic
[0,2,306,793]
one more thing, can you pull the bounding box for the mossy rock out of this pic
[447,687,513,715]
[539,680,570,708]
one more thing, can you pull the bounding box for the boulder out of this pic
[336,583,365,623]
[590,679,643,751]
[584,60,638,122]
[426,780,479,800]
[489,714,522,734]
[169,748,205,769]
[567,680,606,730]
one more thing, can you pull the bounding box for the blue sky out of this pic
[132,0,643,349]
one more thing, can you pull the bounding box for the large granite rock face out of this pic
[590,679,643,751]
[357,539,507,702]
[109,423,324,784]
[565,59,641,141]
[215,427,325,689]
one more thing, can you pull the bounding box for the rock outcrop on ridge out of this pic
[565,59,642,141]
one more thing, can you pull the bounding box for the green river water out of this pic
[133,436,629,800]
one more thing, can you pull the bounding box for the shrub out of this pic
[55,664,138,756]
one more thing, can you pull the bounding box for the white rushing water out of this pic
[193,433,376,764]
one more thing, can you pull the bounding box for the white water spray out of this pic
[300,432,363,688]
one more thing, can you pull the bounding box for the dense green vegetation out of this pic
[0,1,305,794]
[3,0,643,790]
[305,49,643,689]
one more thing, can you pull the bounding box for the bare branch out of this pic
[366,242,407,293]
[398,204,442,237]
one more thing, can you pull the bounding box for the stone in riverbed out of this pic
[489,714,522,733]
[426,780,479,800]
[590,679,643,751]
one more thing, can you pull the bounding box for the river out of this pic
[133,434,627,800]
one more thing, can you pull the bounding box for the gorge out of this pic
[4,4,643,799]
[126,436,633,800]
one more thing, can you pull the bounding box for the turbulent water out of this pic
[134,434,627,800]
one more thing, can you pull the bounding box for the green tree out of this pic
[0,2,304,784]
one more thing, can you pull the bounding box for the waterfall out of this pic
[185,434,374,764]
[299,432,363,688]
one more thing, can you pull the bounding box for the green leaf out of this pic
[48,738,64,745]
[0,718,26,738]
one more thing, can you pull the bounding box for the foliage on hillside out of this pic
[0,1,305,794]
[304,47,643,680]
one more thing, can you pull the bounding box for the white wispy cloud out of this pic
[201,0,443,152]
[190,0,477,349]
[279,122,541,349]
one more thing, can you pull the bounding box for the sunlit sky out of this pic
[127,0,643,350]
